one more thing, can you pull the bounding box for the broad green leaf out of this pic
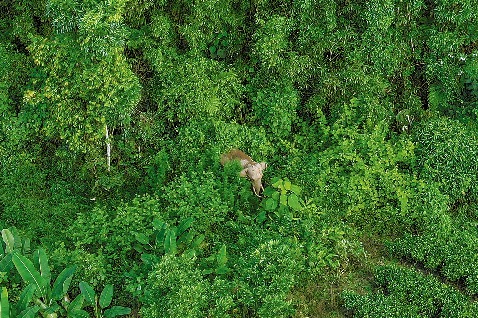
[265,198,277,211]
[152,219,165,231]
[271,191,280,201]
[1,230,14,254]
[280,193,288,206]
[217,245,227,267]
[43,303,60,314]
[164,228,177,255]
[79,282,95,306]
[132,232,149,245]
[155,222,168,245]
[17,306,40,318]
[191,234,205,250]
[51,266,76,300]
[288,194,302,211]
[215,266,230,275]
[103,306,131,318]
[177,230,194,246]
[99,284,113,309]
[290,184,301,195]
[12,252,47,299]
[37,248,51,285]
[283,180,291,190]
[262,186,275,197]
[67,294,84,313]
[256,210,266,223]
[0,287,9,318]
[140,253,158,266]
[16,284,36,312]
[177,217,194,237]
[0,254,12,273]
[209,46,216,54]
[272,179,283,189]
[68,309,89,318]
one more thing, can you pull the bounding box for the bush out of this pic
[413,117,478,202]
[343,265,478,317]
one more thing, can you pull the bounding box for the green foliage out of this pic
[0,229,130,318]
[390,221,478,295]
[148,54,243,125]
[413,117,478,202]
[343,265,478,317]
[140,254,226,318]
[259,177,303,222]
[2,0,478,317]
[79,282,131,318]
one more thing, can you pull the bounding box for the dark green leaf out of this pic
[51,266,76,300]
[152,219,165,231]
[177,217,194,237]
[264,198,277,211]
[0,254,12,273]
[99,284,113,309]
[177,230,194,246]
[17,306,40,318]
[79,281,95,306]
[209,46,216,54]
[256,210,267,223]
[67,294,85,313]
[191,234,205,250]
[133,232,149,245]
[16,284,36,312]
[103,306,131,318]
[43,303,60,314]
[22,239,31,256]
[12,252,47,299]
[215,266,230,275]
[262,186,276,197]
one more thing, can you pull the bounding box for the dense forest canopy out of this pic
[0,0,477,317]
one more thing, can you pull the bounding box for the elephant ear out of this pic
[240,168,248,177]
[260,162,267,171]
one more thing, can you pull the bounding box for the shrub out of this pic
[343,265,478,317]
[413,117,478,203]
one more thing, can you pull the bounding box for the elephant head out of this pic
[240,162,267,197]
[221,148,267,197]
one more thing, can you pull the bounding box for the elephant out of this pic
[220,149,267,197]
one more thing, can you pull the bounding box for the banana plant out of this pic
[79,282,130,318]
[1,228,31,284]
[12,249,80,317]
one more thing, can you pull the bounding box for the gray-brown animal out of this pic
[221,149,267,197]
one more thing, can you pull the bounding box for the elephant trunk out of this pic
[252,179,264,197]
